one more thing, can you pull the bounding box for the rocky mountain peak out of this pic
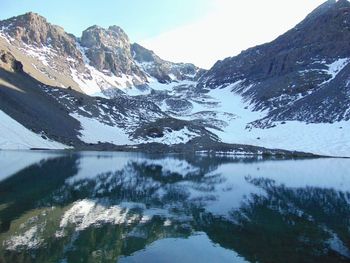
[108,25,127,35]
[81,24,129,50]
[304,0,337,21]
[20,12,48,25]
[0,12,81,60]
[132,43,161,63]
[201,0,350,87]
[198,0,350,126]
[0,12,204,95]
[300,0,350,27]
[131,43,205,83]
[80,24,145,79]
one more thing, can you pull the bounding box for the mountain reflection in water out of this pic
[0,151,349,263]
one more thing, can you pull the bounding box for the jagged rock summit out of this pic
[0,1,350,157]
[0,12,205,96]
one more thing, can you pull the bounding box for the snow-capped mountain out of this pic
[199,0,350,125]
[0,1,350,157]
[131,43,204,84]
[0,12,205,97]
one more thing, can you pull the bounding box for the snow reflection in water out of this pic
[0,151,349,263]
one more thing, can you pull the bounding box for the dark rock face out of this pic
[199,0,350,125]
[131,43,205,83]
[80,25,146,81]
[0,50,23,72]
[0,12,83,61]
[0,12,205,95]
[0,50,82,146]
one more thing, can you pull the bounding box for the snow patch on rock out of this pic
[71,113,135,145]
[0,110,69,150]
[137,127,200,145]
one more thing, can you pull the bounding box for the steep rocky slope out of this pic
[198,0,350,126]
[0,48,308,156]
[0,49,81,147]
[131,43,204,83]
[0,12,204,97]
[0,2,349,156]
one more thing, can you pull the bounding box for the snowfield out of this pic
[69,77,350,156]
[135,126,200,145]
[153,80,350,157]
[1,26,349,156]
[71,113,135,145]
[71,112,200,146]
[210,120,350,158]
[0,110,69,150]
[70,43,150,97]
[203,84,350,157]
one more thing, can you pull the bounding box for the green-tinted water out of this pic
[0,151,349,263]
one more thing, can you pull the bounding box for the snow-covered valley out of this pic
[0,4,350,157]
[2,1,350,262]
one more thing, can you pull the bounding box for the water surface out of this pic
[0,151,350,263]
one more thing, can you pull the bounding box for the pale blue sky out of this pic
[1,0,212,41]
[1,0,326,68]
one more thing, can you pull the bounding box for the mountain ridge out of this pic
[0,1,349,157]
[0,12,205,97]
[198,0,350,126]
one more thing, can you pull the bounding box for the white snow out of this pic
[65,152,200,184]
[19,43,57,67]
[57,199,133,233]
[147,78,196,92]
[0,28,16,43]
[0,110,69,150]
[70,67,109,98]
[211,120,350,157]
[57,199,174,238]
[136,126,200,145]
[70,64,150,97]
[323,58,350,84]
[4,226,43,251]
[70,45,149,97]
[172,82,350,157]
[71,113,134,145]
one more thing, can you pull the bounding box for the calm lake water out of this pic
[0,151,350,263]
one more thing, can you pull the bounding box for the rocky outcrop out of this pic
[0,50,82,146]
[199,0,350,125]
[80,25,146,82]
[0,12,204,95]
[132,43,205,83]
[0,12,83,61]
[0,50,23,72]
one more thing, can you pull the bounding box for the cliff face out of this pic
[0,3,349,156]
[0,12,84,63]
[0,12,204,96]
[131,43,205,83]
[80,25,146,82]
[199,0,350,125]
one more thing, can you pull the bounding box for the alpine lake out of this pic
[0,150,349,263]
